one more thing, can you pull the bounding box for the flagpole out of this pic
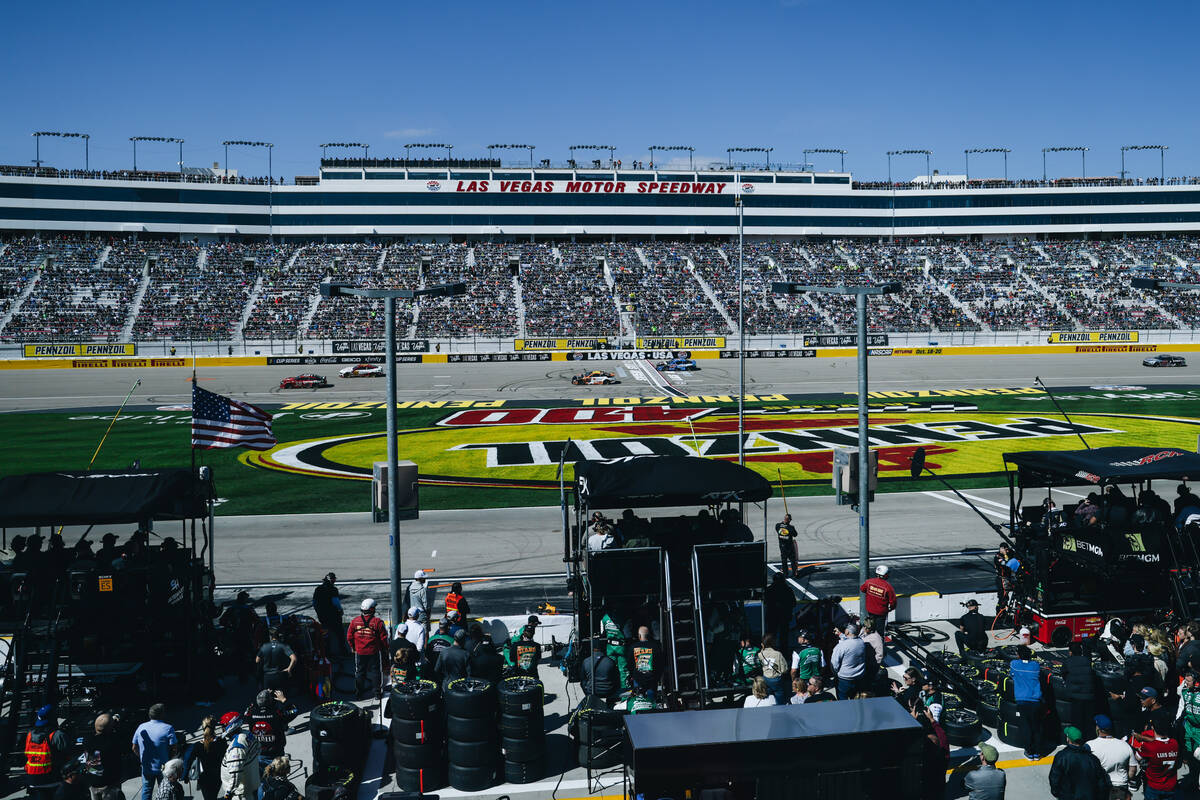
[88,378,142,470]
[191,360,197,475]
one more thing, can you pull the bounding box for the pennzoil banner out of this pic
[1048,332,1139,344]
[636,336,725,349]
[24,343,137,358]
[515,338,609,351]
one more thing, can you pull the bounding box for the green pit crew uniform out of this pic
[601,613,630,689]
[735,645,763,683]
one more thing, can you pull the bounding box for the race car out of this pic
[656,357,699,372]
[338,363,384,378]
[1143,354,1187,368]
[279,373,329,389]
[571,370,619,386]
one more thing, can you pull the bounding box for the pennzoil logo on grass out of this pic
[240,408,1200,491]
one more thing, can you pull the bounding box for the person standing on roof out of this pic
[346,599,388,699]
[860,565,897,641]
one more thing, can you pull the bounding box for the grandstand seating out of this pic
[3,234,1200,342]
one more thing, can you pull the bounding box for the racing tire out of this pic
[390,715,443,746]
[393,740,440,770]
[447,737,499,768]
[962,650,987,666]
[498,676,544,715]
[444,678,498,719]
[394,764,447,794]
[578,740,623,769]
[500,735,546,763]
[445,714,496,743]
[304,767,355,800]
[951,664,981,681]
[997,720,1022,747]
[448,762,496,792]
[1048,674,1067,697]
[968,679,997,701]
[499,711,545,740]
[999,699,1020,725]
[926,651,962,667]
[312,740,360,771]
[940,709,983,747]
[504,755,546,784]
[977,694,1000,728]
[389,680,441,720]
[310,701,362,741]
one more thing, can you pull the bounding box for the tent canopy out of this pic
[1004,446,1200,488]
[0,469,211,527]
[574,456,772,509]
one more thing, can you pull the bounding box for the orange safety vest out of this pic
[445,593,462,613]
[24,732,52,776]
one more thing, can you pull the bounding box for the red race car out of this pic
[279,373,330,389]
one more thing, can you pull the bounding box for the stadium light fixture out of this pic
[964,147,1011,182]
[727,147,773,171]
[130,137,184,174]
[320,142,369,161]
[886,150,932,243]
[487,144,536,168]
[648,145,695,171]
[568,144,616,169]
[404,143,453,164]
[320,279,468,638]
[1132,277,1200,292]
[33,131,90,171]
[223,141,275,240]
[804,148,847,172]
[1121,144,1168,182]
[772,280,902,620]
[1042,146,1088,181]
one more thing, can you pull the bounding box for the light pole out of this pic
[726,146,773,171]
[320,142,370,162]
[223,140,274,239]
[772,280,902,618]
[964,147,1011,182]
[487,144,536,168]
[886,150,932,242]
[404,143,454,165]
[568,144,617,170]
[648,145,694,171]
[1042,146,1088,182]
[33,131,90,171]
[804,148,847,172]
[130,137,184,174]
[319,280,468,634]
[1121,145,1168,182]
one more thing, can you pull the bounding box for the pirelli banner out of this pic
[24,343,137,358]
[515,338,609,351]
[1047,331,1139,344]
[636,336,726,349]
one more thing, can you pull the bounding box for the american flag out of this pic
[191,384,276,450]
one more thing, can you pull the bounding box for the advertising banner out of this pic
[24,343,137,358]
[515,338,609,351]
[1048,332,1139,344]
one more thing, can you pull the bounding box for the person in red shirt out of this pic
[346,598,388,699]
[1132,717,1180,797]
[860,565,897,639]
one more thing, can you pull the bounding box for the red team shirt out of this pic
[1133,735,1180,791]
[860,577,897,616]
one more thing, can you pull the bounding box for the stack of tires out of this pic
[571,699,624,770]
[307,701,366,800]
[498,676,546,784]
[445,677,498,791]
[390,679,446,793]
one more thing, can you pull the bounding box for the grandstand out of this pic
[5,234,1200,344]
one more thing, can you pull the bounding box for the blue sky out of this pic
[3,0,1197,181]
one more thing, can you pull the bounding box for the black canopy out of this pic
[574,456,772,509]
[1004,446,1200,488]
[0,469,211,527]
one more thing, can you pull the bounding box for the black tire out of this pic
[978,694,1000,728]
[447,737,499,768]
[445,714,496,743]
[941,692,963,710]
[1054,698,1073,725]
[1048,674,1067,697]
[501,735,546,763]
[962,650,986,666]
[310,701,362,741]
[578,741,623,769]
[504,755,546,784]
[389,680,441,720]
[390,715,443,746]
[1093,661,1126,692]
[448,762,496,792]
[951,664,981,681]
[395,764,447,793]
[312,740,361,771]
[999,699,1020,725]
[981,665,1007,684]
[941,709,982,747]
[498,676,544,715]
[445,678,498,719]
[927,651,961,666]
[499,711,545,739]
[304,767,355,800]
[997,720,1022,747]
[995,675,1015,701]
[393,740,440,770]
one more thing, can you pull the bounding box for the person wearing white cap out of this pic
[396,607,426,658]
[403,570,431,628]
[346,598,388,699]
[860,565,897,644]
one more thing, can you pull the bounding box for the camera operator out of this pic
[954,599,989,657]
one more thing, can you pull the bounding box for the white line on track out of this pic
[921,491,1009,519]
[957,491,1010,510]
[635,359,688,398]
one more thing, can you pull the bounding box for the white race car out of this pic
[338,363,385,378]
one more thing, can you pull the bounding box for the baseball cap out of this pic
[361,598,376,612]
[406,607,419,619]
[438,617,450,630]
[1140,686,1158,700]
[979,743,999,762]
[797,629,813,640]
[526,615,541,626]
[927,703,943,722]
[397,623,409,635]
[34,704,53,727]
[413,570,426,581]
[965,599,979,608]
[453,630,466,644]
[875,565,889,577]
[1064,726,1083,742]
[1094,714,1114,732]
